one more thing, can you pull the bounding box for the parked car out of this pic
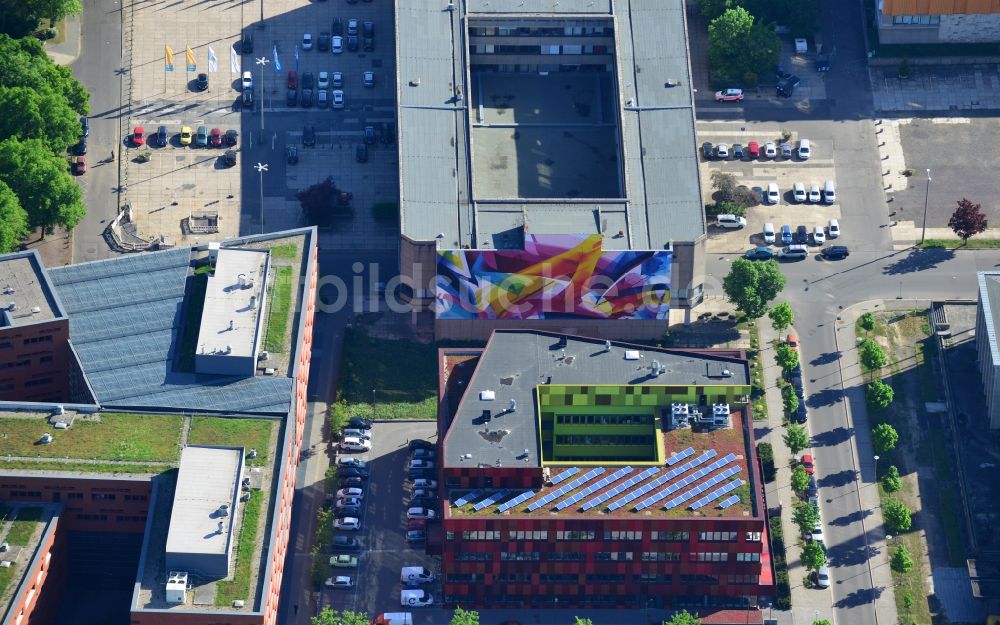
[806,474,818,499]
[242,71,253,90]
[286,145,299,164]
[715,143,729,159]
[318,32,331,51]
[411,488,436,499]
[409,459,434,470]
[196,125,208,147]
[813,226,826,245]
[242,31,253,54]
[410,498,437,510]
[335,517,361,531]
[287,88,298,107]
[763,141,777,158]
[179,126,192,146]
[762,222,775,244]
[828,218,840,239]
[823,180,836,204]
[701,142,713,160]
[714,88,744,102]
[363,71,374,87]
[132,126,145,146]
[407,518,427,531]
[780,225,793,244]
[778,245,809,261]
[337,487,364,499]
[406,507,436,520]
[332,17,343,36]
[821,245,850,260]
[341,476,363,488]
[332,71,344,88]
[302,33,313,50]
[412,478,437,490]
[765,183,780,204]
[793,225,807,244]
[348,417,373,430]
[330,554,358,568]
[786,332,799,352]
[325,576,354,590]
[342,428,370,440]
[716,214,746,229]
[814,565,831,588]
[808,184,821,203]
[287,71,298,89]
[406,530,427,544]
[339,457,367,468]
[815,53,831,72]
[318,89,329,108]
[747,141,760,159]
[242,87,254,109]
[407,467,432,481]
[303,125,316,147]
[80,115,89,137]
[800,454,815,474]
[732,144,744,160]
[209,128,222,147]
[347,18,359,35]
[338,466,368,479]
[409,439,435,451]
[779,142,792,159]
[156,126,168,147]
[347,35,359,51]
[355,143,368,163]
[318,71,330,90]
[412,449,436,461]
[364,125,376,144]
[340,437,370,452]
[744,246,774,261]
[337,497,363,510]
[798,139,811,160]
[809,520,825,547]
[333,535,360,550]
[332,89,345,109]
[777,75,801,97]
[793,182,806,203]
[70,156,86,175]
[332,35,343,53]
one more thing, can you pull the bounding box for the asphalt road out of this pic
[69,0,125,263]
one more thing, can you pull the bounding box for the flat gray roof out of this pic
[197,249,267,361]
[443,331,749,468]
[0,251,64,327]
[165,446,242,558]
[396,0,705,250]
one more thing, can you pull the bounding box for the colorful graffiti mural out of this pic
[435,235,672,320]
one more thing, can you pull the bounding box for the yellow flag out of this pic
[165,46,174,71]
[185,46,196,72]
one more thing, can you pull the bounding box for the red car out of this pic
[209,128,222,147]
[70,156,86,175]
[800,454,815,474]
[714,88,744,102]
[406,518,426,531]
[132,126,144,146]
[747,141,760,159]
[287,70,298,89]
[786,332,799,352]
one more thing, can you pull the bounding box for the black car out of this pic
[347,35,359,51]
[302,72,315,89]
[364,125,375,145]
[794,225,809,244]
[74,137,87,155]
[805,474,818,499]
[363,21,374,50]
[732,144,744,160]
[336,506,362,518]
[355,143,368,163]
[339,467,368,479]
[156,126,167,147]
[80,116,89,137]
[406,530,426,544]
[334,535,360,550]
[348,417,373,430]
[242,87,254,110]
[242,32,254,54]
[794,403,808,424]
[196,73,209,91]
[342,476,364,488]
[380,122,393,145]
[223,150,237,167]
[821,245,850,260]
[286,145,299,164]
[407,468,432,481]
[409,439,434,451]
[701,142,713,160]
[318,32,331,51]
[362,21,374,37]
[409,497,436,509]
[224,129,239,146]
[777,75,801,98]
[301,88,313,108]
[287,88,297,107]
[332,18,343,36]
[303,126,316,147]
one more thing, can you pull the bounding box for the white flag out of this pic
[208,46,218,73]
[231,47,240,74]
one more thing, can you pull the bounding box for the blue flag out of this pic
[272,45,281,72]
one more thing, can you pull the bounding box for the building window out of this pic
[586,573,626,583]
[115,515,147,523]
[22,336,53,345]
[891,14,940,25]
[642,551,681,562]
[595,551,633,561]
[745,531,762,542]
[680,573,719,584]
[651,531,689,541]
[91,493,116,501]
[507,530,547,540]
[454,552,493,562]
[500,552,539,561]
[547,551,585,561]
[75,514,108,521]
[692,551,729,562]
[556,530,595,540]
[124,494,148,502]
[541,573,577,583]
[446,531,455,540]
[736,552,761,562]
[462,530,500,540]
[67,492,83,500]
[446,573,480,582]
[604,530,643,540]
[730,574,760,585]
[10,490,42,498]
[23,377,52,388]
[699,531,738,542]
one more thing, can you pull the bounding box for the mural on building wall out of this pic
[436,235,672,320]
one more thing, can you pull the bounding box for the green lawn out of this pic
[215,490,263,606]
[186,417,275,467]
[0,414,183,462]
[337,329,438,420]
[268,243,298,259]
[6,507,43,545]
[0,459,166,474]
[264,266,293,353]
[918,238,1000,249]
[0,564,16,598]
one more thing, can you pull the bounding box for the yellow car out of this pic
[179,126,192,146]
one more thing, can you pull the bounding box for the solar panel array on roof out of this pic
[718,494,741,509]
[496,489,535,513]
[554,467,634,511]
[662,466,742,510]
[473,490,509,512]
[549,467,580,485]
[634,454,737,511]
[667,447,695,466]
[452,490,484,507]
[608,450,717,512]
[582,467,660,512]
[689,479,745,510]
[527,468,604,512]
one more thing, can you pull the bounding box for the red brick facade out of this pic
[0,319,71,403]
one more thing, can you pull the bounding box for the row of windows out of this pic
[494,573,531,583]
[472,45,610,56]
[445,573,752,586]
[454,549,760,563]
[23,336,53,345]
[10,490,41,498]
[891,14,941,25]
[1,360,30,369]
[699,531,738,542]
[596,551,633,561]
[692,552,729,562]
[736,552,761,562]
[469,26,608,37]
[652,531,690,541]
[454,552,494,562]
[445,574,482,582]
[450,529,757,544]
[500,552,541,561]
[642,552,681,562]
[24,377,53,388]
[555,435,653,446]
[605,530,643,541]
[730,574,760,585]
[555,414,653,426]
[586,573,625,583]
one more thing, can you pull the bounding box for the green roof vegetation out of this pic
[187,417,275,467]
[0,459,166,474]
[335,329,437,420]
[215,489,263,607]
[5,507,42,545]
[0,563,15,599]
[0,413,182,462]
[263,266,293,353]
[268,243,298,259]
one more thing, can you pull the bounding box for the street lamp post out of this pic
[254,162,268,234]
[920,168,931,244]
[255,56,269,145]
[258,0,264,29]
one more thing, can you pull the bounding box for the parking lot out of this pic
[697,124,842,254]
[325,421,442,618]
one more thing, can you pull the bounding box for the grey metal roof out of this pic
[48,247,291,415]
[979,272,1000,366]
[444,331,749,468]
[396,0,705,250]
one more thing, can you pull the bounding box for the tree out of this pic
[709,8,780,85]
[706,200,746,218]
[0,137,84,237]
[783,424,809,455]
[769,302,794,332]
[866,380,895,410]
[948,198,988,244]
[311,608,368,625]
[813,620,833,625]
[709,172,758,209]
[664,610,701,625]
[0,0,83,38]
[792,501,819,537]
[872,423,899,455]
[859,338,887,371]
[0,180,28,253]
[881,465,902,493]
[451,607,480,625]
[0,36,89,114]
[883,499,912,533]
[801,541,827,572]
[859,312,876,331]
[574,619,594,625]
[722,258,787,319]
[890,544,914,574]
[791,464,809,493]
[775,344,799,371]
[697,0,744,19]
[297,176,351,227]
[782,385,799,415]
[0,86,81,155]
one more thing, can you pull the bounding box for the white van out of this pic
[797,139,811,160]
[339,436,371,452]
[763,222,775,244]
[400,566,436,585]
[400,589,434,607]
[823,180,836,204]
[717,214,747,229]
[828,218,840,239]
[766,183,780,204]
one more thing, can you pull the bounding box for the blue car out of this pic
[744,246,774,261]
[780,225,793,245]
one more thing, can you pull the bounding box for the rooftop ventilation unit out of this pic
[225,344,233,355]
[479,390,495,401]
[508,398,517,413]
[216,504,230,517]
[1,287,12,295]
[7,302,15,312]
[238,273,248,288]
[604,340,611,352]
[250,295,257,309]
[711,404,732,429]
[165,571,188,604]
[721,368,733,377]
[650,360,662,376]
[30,306,40,314]
[670,403,691,429]
[624,350,640,360]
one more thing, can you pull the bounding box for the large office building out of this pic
[0,228,317,625]
[876,0,1000,44]
[435,331,775,611]
[975,271,1000,429]
[395,0,707,341]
